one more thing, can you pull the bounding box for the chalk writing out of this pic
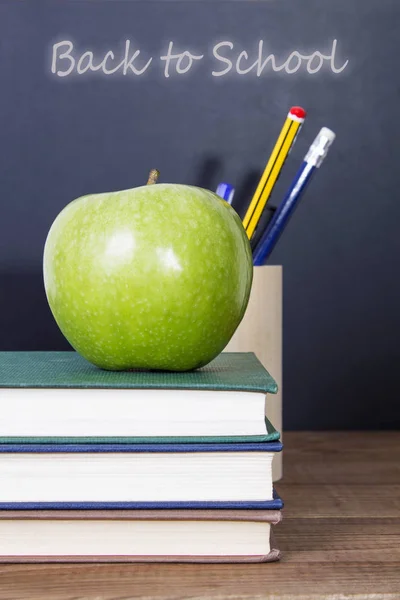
[51,40,152,77]
[50,39,348,78]
[160,42,204,78]
[212,40,348,76]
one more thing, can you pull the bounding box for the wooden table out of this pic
[0,431,399,599]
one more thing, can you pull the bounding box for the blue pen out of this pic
[253,127,336,266]
[216,182,235,205]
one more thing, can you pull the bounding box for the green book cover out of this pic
[0,351,279,443]
[0,351,278,392]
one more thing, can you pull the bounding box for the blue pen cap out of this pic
[216,183,235,205]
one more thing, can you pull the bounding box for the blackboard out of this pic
[1,0,399,428]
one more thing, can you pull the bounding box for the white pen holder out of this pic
[225,265,283,481]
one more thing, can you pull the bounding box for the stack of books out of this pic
[0,351,283,562]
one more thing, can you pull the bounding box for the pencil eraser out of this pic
[306,127,336,167]
[289,106,306,120]
[319,127,336,143]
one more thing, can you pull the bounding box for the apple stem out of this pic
[146,169,160,185]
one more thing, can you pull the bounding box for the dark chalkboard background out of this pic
[0,0,399,429]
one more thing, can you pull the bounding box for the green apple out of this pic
[43,183,253,371]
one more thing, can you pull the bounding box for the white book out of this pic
[0,443,282,504]
[0,352,279,441]
[0,388,274,438]
[0,510,282,562]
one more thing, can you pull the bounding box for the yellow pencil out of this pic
[243,106,306,240]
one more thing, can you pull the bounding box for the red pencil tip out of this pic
[289,106,307,119]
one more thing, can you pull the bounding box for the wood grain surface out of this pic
[0,431,399,599]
